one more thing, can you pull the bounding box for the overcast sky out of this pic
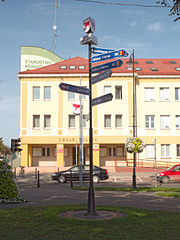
[0,0,179,146]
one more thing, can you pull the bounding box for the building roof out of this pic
[18,56,180,76]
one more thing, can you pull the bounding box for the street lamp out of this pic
[128,49,137,188]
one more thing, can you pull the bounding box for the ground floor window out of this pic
[146,144,155,158]
[161,144,170,158]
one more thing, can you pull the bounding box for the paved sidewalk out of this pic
[0,173,180,212]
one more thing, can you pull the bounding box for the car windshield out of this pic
[166,165,175,171]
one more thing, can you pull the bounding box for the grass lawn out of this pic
[0,205,180,240]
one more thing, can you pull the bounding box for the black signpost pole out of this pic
[87,43,96,215]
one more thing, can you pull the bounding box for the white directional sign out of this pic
[92,47,114,55]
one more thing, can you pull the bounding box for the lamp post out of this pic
[129,49,137,188]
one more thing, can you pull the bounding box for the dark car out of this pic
[157,164,180,183]
[51,165,109,183]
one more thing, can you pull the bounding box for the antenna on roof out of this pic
[53,0,60,54]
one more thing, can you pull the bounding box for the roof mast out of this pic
[53,0,60,54]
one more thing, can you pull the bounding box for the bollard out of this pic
[70,170,73,188]
[37,171,40,188]
[35,168,37,179]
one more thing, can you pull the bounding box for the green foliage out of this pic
[0,161,26,204]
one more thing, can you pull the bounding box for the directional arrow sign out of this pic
[59,83,89,95]
[92,70,112,85]
[92,47,114,55]
[92,93,113,106]
[92,59,123,74]
[92,49,128,63]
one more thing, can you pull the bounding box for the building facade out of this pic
[18,57,180,171]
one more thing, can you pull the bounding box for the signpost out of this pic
[59,83,89,95]
[92,93,113,106]
[92,70,112,85]
[92,47,114,55]
[80,34,98,45]
[92,59,123,74]
[92,49,128,63]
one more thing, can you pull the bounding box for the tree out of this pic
[157,0,180,21]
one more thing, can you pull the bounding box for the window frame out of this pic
[161,144,170,158]
[44,86,51,101]
[33,86,40,101]
[115,114,122,128]
[44,115,51,129]
[145,115,155,129]
[115,86,122,99]
[104,114,111,128]
[144,87,155,101]
[160,87,169,101]
[160,115,170,129]
[69,115,76,128]
[33,115,40,129]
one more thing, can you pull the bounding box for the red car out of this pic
[157,164,180,183]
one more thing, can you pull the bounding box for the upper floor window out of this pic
[176,115,180,128]
[175,88,180,100]
[160,87,169,101]
[104,115,111,128]
[44,86,51,100]
[82,115,87,128]
[69,115,75,128]
[177,144,180,157]
[104,86,111,95]
[115,86,122,99]
[44,115,51,128]
[160,115,170,129]
[115,115,122,128]
[33,115,40,128]
[33,86,40,100]
[145,115,155,129]
[144,88,154,101]
[68,92,75,100]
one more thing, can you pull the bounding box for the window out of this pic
[175,88,180,100]
[115,86,122,99]
[161,144,170,158]
[146,61,153,64]
[160,115,170,129]
[44,86,51,100]
[32,147,41,157]
[82,115,87,128]
[104,115,111,128]
[176,115,180,128]
[104,86,111,95]
[33,86,40,100]
[108,147,116,156]
[177,145,180,157]
[144,88,154,101]
[69,65,76,70]
[175,68,180,71]
[42,147,50,157]
[68,92,75,100]
[169,61,176,64]
[44,115,51,128]
[117,146,125,156]
[69,115,75,128]
[150,67,158,71]
[146,145,155,158]
[145,115,155,129]
[160,87,169,101]
[115,115,122,128]
[78,65,85,69]
[60,65,67,69]
[135,67,142,71]
[33,115,40,128]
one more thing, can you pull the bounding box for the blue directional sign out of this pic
[59,83,89,95]
[92,59,123,74]
[92,93,113,106]
[92,47,114,55]
[92,49,129,63]
[92,70,112,85]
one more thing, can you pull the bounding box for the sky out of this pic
[0,0,180,146]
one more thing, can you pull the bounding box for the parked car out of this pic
[51,165,109,183]
[157,164,180,183]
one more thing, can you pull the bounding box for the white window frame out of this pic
[115,86,122,99]
[104,86,112,95]
[68,92,75,100]
[144,87,155,101]
[115,115,122,128]
[160,115,170,129]
[145,115,155,129]
[104,115,111,128]
[176,115,180,128]
[69,115,75,128]
[44,115,51,129]
[33,115,40,129]
[175,88,180,100]
[33,86,40,100]
[160,87,169,101]
[177,144,180,157]
[44,86,51,100]
[145,144,155,158]
[161,144,170,158]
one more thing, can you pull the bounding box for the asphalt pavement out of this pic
[0,172,180,212]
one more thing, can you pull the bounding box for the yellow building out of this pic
[17,57,180,171]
